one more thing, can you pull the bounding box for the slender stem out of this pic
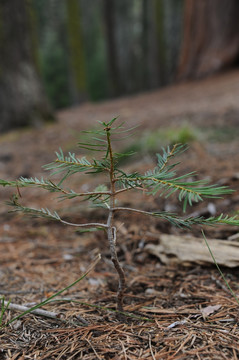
[116,175,199,196]
[106,128,126,312]
[63,190,112,197]
[113,207,155,216]
[60,219,108,228]
[158,143,179,172]
[115,186,143,195]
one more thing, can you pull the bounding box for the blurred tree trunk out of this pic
[141,0,160,89]
[103,0,150,96]
[103,0,121,97]
[154,0,183,85]
[0,0,53,133]
[33,0,71,109]
[178,0,239,79]
[66,0,88,103]
[79,0,108,101]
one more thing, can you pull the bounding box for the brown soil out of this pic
[0,69,239,359]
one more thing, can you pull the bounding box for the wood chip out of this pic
[145,234,239,267]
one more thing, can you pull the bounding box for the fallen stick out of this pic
[2,300,89,325]
[3,301,60,319]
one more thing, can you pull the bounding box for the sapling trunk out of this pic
[107,210,126,312]
[106,126,126,311]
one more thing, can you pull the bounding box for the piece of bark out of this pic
[145,234,239,267]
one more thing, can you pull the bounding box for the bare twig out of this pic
[86,339,102,360]
[3,302,60,320]
[59,219,108,228]
[149,335,156,360]
[113,207,154,216]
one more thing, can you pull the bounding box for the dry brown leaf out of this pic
[201,304,221,318]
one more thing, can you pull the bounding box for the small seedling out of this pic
[0,297,11,326]
[1,118,239,312]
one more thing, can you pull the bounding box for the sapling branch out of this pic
[59,219,108,229]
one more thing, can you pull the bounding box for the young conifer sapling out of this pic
[1,118,239,312]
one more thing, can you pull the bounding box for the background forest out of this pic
[32,0,184,106]
[1,0,239,132]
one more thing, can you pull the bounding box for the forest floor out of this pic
[0,69,239,359]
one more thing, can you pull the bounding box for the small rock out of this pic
[63,254,74,261]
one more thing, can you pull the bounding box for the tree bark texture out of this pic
[0,0,53,132]
[177,0,239,80]
[66,0,88,103]
[103,0,121,96]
